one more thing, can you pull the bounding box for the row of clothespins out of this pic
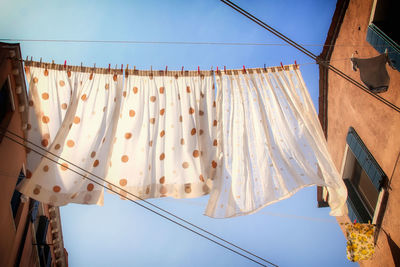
[25,56,299,74]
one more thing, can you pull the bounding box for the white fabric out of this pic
[18,63,347,219]
[106,72,217,199]
[18,66,217,205]
[19,66,123,205]
[205,67,347,218]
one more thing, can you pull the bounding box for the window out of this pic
[10,171,25,219]
[0,75,15,142]
[367,0,400,71]
[342,127,387,223]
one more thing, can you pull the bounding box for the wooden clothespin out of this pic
[64,60,67,69]
[121,64,123,72]
[243,65,246,74]
[108,64,111,73]
[280,62,284,70]
[294,60,298,69]
[198,66,200,75]
[216,66,219,74]
[40,57,42,64]
[181,66,184,75]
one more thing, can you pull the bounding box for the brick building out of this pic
[317,0,400,265]
[0,42,68,266]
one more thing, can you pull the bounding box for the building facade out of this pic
[318,0,400,265]
[0,42,68,267]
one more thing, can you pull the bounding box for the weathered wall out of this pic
[326,0,400,266]
[0,51,31,266]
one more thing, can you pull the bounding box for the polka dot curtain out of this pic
[106,70,217,200]
[19,64,123,205]
[17,62,347,219]
[204,67,348,218]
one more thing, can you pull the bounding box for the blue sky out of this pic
[1,0,359,266]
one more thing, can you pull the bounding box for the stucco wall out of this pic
[326,0,400,265]
[0,52,31,266]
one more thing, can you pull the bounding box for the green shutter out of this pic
[367,23,400,71]
[346,127,387,190]
[344,179,372,223]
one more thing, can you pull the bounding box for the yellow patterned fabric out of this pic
[344,223,375,262]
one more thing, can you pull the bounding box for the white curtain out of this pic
[106,70,217,199]
[18,64,217,206]
[18,62,347,219]
[19,64,123,205]
[205,67,347,218]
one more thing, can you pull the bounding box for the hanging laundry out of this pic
[351,53,393,93]
[18,61,347,219]
[106,69,217,200]
[205,67,347,218]
[343,222,375,262]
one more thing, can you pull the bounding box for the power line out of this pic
[0,38,392,48]
[0,127,278,267]
[220,0,400,114]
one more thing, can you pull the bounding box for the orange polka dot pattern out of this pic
[22,66,122,206]
[107,72,217,201]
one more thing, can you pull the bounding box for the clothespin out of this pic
[198,66,200,75]
[264,64,266,71]
[165,65,168,73]
[64,60,67,68]
[224,66,226,72]
[181,66,184,75]
[353,219,357,224]
[121,64,123,72]
[108,64,111,73]
[216,66,219,74]
[280,62,284,70]
[294,60,298,69]
[243,65,246,74]
[150,66,152,73]
[40,57,42,64]
[125,64,129,77]
[80,62,83,71]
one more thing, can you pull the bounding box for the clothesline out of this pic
[0,38,394,48]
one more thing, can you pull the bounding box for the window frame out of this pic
[339,128,387,224]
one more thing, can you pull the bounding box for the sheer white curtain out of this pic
[106,70,217,199]
[205,67,347,218]
[18,62,346,219]
[18,64,217,205]
[19,64,123,205]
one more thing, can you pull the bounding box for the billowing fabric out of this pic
[18,64,123,205]
[18,62,347,220]
[344,223,375,262]
[106,71,217,199]
[18,64,217,206]
[205,67,347,218]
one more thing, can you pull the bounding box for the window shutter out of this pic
[344,179,372,223]
[346,127,387,190]
[36,216,49,245]
[30,200,39,222]
[367,23,400,71]
[38,244,52,267]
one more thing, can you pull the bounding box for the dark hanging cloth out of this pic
[351,53,393,93]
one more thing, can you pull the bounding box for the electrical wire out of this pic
[220,0,400,114]
[0,127,278,267]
